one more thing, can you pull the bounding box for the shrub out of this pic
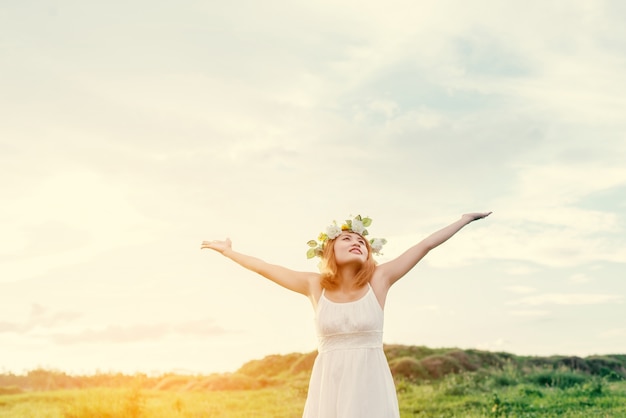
[384,344,438,361]
[464,349,512,369]
[586,356,626,379]
[237,353,303,379]
[527,370,589,389]
[289,351,317,375]
[518,385,544,397]
[440,372,480,396]
[579,377,605,397]
[446,350,480,372]
[193,373,261,391]
[389,357,429,382]
[551,355,590,373]
[0,386,23,395]
[153,375,196,391]
[420,355,463,379]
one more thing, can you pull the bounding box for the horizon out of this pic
[3,342,625,378]
[1,0,625,376]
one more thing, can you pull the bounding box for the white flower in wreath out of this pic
[370,238,387,254]
[307,214,385,259]
[326,224,342,240]
[351,219,365,235]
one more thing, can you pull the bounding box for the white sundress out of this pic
[302,284,400,418]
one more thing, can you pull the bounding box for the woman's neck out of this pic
[334,265,363,291]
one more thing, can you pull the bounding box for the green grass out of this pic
[1,378,626,417]
[2,345,626,417]
[397,374,626,417]
[0,387,306,418]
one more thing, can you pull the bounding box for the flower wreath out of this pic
[306,215,387,259]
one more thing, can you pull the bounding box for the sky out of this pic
[1,0,625,376]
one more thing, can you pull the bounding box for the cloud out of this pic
[569,274,591,284]
[508,293,623,306]
[0,170,168,283]
[48,319,231,345]
[502,264,540,276]
[416,305,440,311]
[0,305,230,346]
[599,328,626,338]
[505,286,536,294]
[508,310,551,318]
[0,304,81,334]
[475,338,509,351]
[0,221,91,261]
[443,162,626,269]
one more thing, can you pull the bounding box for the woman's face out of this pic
[333,232,369,265]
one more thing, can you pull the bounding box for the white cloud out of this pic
[475,338,509,351]
[599,328,626,338]
[505,286,536,294]
[0,304,82,334]
[508,293,623,306]
[436,161,626,269]
[0,170,166,283]
[503,265,540,276]
[508,310,551,317]
[416,304,440,312]
[569,273,591,284]
[47,319,230,345]
[513,164,626,211]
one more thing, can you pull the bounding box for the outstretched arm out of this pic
[377,212,491,287]
[201,239,316,296]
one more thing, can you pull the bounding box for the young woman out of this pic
[201,212,491,417]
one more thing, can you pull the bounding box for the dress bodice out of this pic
[315,285,384,353]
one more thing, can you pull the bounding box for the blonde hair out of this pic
[319,237,377,290]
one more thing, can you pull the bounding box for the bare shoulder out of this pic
[369,268,391,309]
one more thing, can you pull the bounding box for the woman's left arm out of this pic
[377,212,491,287]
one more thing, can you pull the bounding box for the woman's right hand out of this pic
[201,238,232,254]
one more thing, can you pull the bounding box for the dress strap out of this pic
[316,288,326,307]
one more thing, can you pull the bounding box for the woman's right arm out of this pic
[201,238,317,296]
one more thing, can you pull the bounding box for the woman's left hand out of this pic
[462,212,492,222]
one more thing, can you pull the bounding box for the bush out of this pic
[153,375,196,391]
[237,353,303,379]
[586,356,626,379]
[446,350,480,372]
[389,357,429,382]
[420,354,463,379]
[0,386,23,395]
[384,344,439,360]
[579,378,605,397]
[465,349,513,369]
[518,385,544,397]
[192,373,261,391]
[439,372,480,396]
[551,355,591,373]
[289,352,317,375]
[527,370,590,389]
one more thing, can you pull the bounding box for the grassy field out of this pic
[0,386,305,418]
[2,345,626,417]
[1,378,626,417]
